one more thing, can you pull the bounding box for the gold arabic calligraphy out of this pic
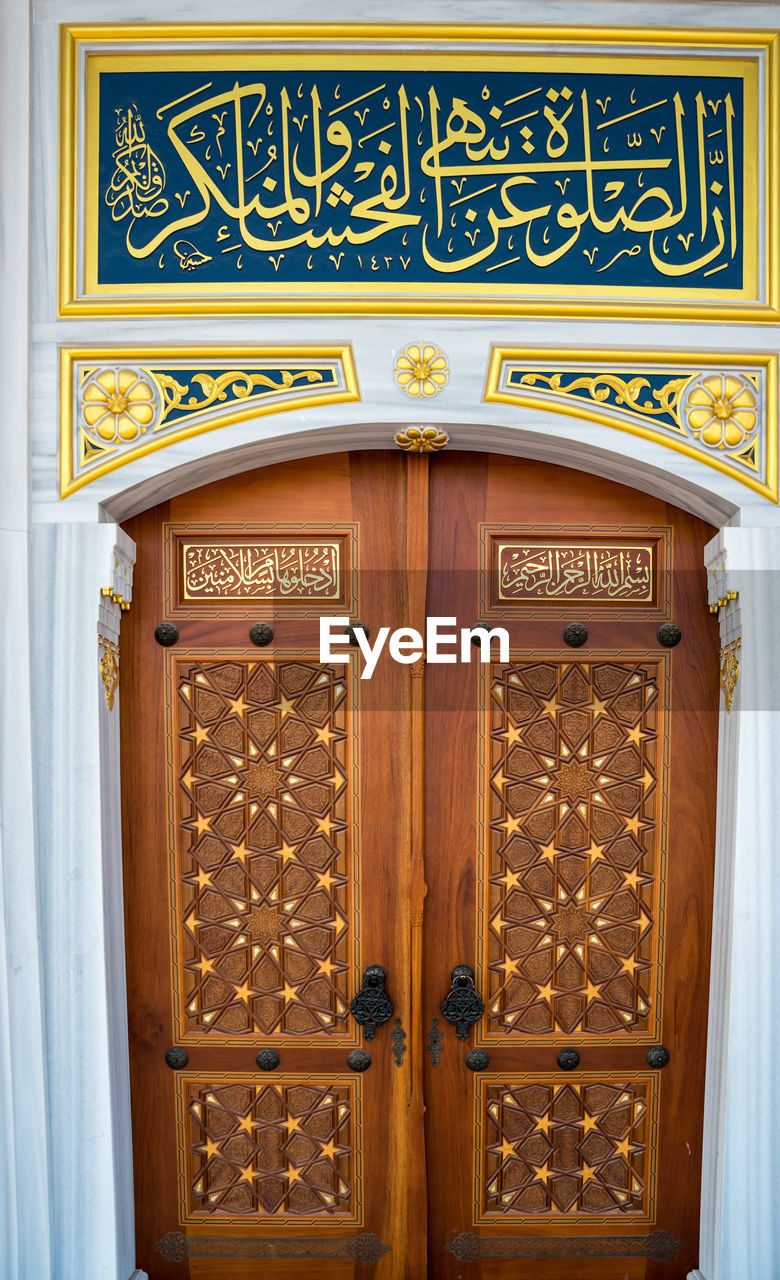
[102,73,740,281]
[183,541,341,601]
[498,543,654,602]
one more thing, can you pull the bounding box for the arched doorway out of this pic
[120,448,718,1278]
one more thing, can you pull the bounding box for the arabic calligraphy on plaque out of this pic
[183,540,340,601]
[498,542,655,602]
[94,64,746,294]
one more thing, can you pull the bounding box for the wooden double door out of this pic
[122,450,717,1279]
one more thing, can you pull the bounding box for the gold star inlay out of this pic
[585,841,605,862]
[590,695,609,718]
[193,814,212,837]
[233,980,252,1003]
[536,982,554,1003]
[584,981,601,1002]
[500,868,521,891]
[194,868,212,891]
[282,982,298,1004]
[319,1139,338,1163]
[555,759,595,802]
[314,725,336,745]
[228,695,248,717]
[625,724,643,746]
[277,695,295,718]
[286,1165,302,1184]
[621,956,640,976]
[237,1114,254,1135]
[317,957,337,977]
[498,1138,516,1160]
[497,957,519,980]
[238,1162,255,1184]
[531,1162,551,1185]
[623,812,643,836]
[316,869,336,891]
[231,842,250,864]
[284,1116,302,1134]
[535,1113,552,1136]
[614,1137,633,1160]
[315,815,336,836]
[245,759,282,800]
[502,723,523,745]
[541,695,560,717]
[539,840,557,864]
[278,841,298,864]
[196,957,215,975]
[200,1137,220,1160]
[623,867,642,890]
[500,815,523,836]
[581,1162,597,1184]
[192,723,209,746]
[581,1113,599,1134]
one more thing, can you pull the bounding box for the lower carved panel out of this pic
[446,1230,681,1261]
[475,1073,658,1226]
[154,1230,388,1262]
[176,1073,362,1226]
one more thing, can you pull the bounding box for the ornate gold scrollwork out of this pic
[720,639,741,712]
[98,635,120,710]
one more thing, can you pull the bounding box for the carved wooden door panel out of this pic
[123,450,717,1280]
[121,453,419,1278]
[423,453,717,1279]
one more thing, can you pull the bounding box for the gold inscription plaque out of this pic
[480,526,671,620]
[498,542,654,603]
[183,541,341,602]
[164,523,357,619]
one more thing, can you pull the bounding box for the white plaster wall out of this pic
[3,0,778,1277]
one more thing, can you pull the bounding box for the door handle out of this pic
[441,964,484,1040]
[349,964,393,1040]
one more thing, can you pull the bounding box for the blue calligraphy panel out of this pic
[95,67,745,295]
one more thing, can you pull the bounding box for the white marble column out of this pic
[31,523,142,1280]
[0,0,53,1276]
[695,527,780,1280]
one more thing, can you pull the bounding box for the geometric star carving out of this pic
[244,759,283,800]
[486,660,662,1039]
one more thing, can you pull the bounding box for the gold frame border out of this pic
[484,346,778,503]
[60,344,360,498]
[58,23,779,322]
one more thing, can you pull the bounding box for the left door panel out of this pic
[121,453,411,1278]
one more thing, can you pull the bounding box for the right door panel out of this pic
[424,453,718,1280]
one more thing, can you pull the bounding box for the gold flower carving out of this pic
[720,639,741,713]
[82,368,158,442]
[685,374,757,449]
[394,427,449,453]
[394,344,449,398]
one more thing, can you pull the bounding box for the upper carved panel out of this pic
[479,658,668,1044]
[168,656,358,1044]
[59,26,776,320]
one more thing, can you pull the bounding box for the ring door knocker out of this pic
[441,964,485,1040]
[349,964,394,1040]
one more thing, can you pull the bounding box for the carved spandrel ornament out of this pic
[62,347,358,497]
[486,351,776,502]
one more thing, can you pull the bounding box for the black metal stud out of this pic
[154,622,179,647]
[465,1049,490,1072]
[657,623,682,648]
[249,622,274,647]
[255,1048,280,1071]
[347,620,369,646]
[165,1046,189,1069]
[347,1049,372,1072]
[557,1048,580,1071]
[646,1045,671,1068]
[563,623,588,648]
